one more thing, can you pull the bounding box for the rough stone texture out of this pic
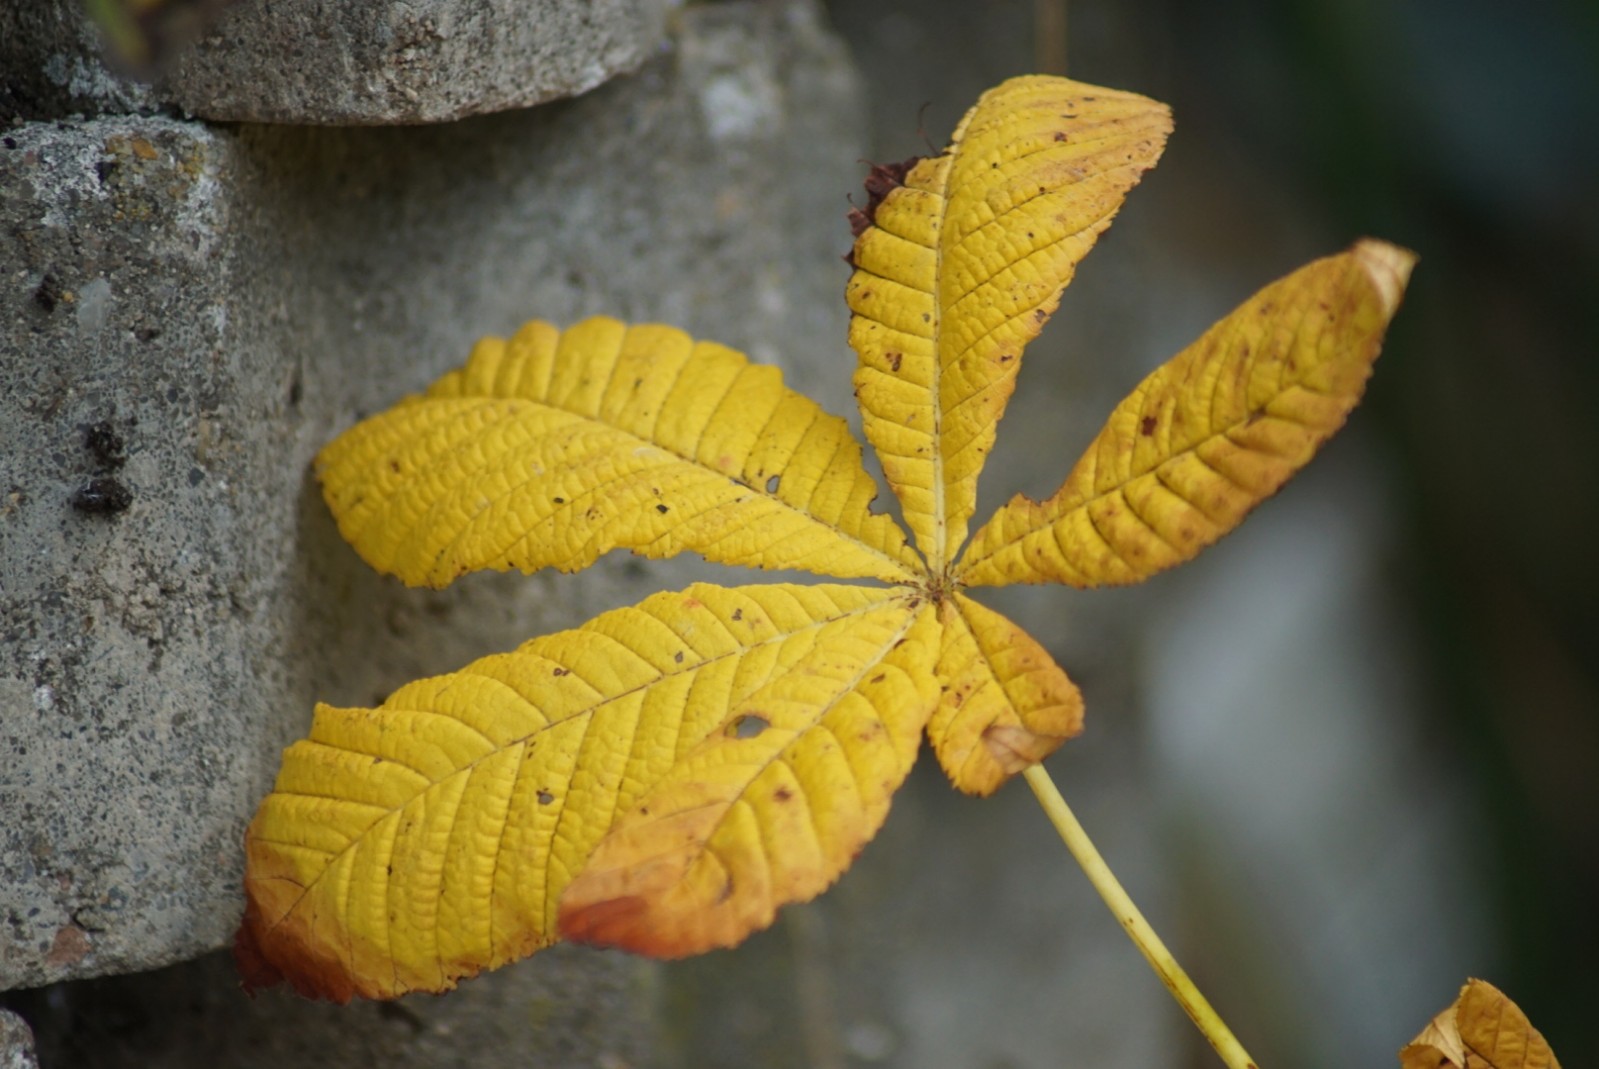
[4,945,649,1068]
[0,4,157,120]
[1,0,671,125]
[0,1009,37,1069]
[1,0,865,1003]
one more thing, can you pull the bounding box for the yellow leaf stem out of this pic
[1023,763,1259,1069]
[318,317,921,587]
[928,593,1084,795]
[559,603,941,956]
[959,240,1416,588]
[239,583,919,1000]
[847,76,1171,572]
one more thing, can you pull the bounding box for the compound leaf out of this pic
[559,601,941,956]
[1400,979,1563,1069]
[238,582,918,1000]
[318,316,921,588]
[241,72,1421,1004]
[847,76,1171,571]
[958,240,1416,588]
[928,593,1084,796]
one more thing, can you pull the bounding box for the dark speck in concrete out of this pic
[33,275,63,314]
[71,478,132,515]
[84,423,127,469]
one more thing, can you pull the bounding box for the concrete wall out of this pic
[3,2,868,1063]
[0,0,670,123]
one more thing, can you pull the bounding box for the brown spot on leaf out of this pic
[674,650,685,664]
[552,667,569,677]
[1140,416,1157,437]
[731,607,744,621]
[1053,131,1067,142]
[886,351,903,372]
[982,723,1067,775]
[655,503,670,514]
[773,786,794,803]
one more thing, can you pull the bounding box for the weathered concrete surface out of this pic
[0,4,157,120]
[2,0,865,1001]
[1,0,670,124]
[162,0,673,123]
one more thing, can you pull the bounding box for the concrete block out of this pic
[0,1009,37,1069]
[2,0,865,995]
[2,0,670,125]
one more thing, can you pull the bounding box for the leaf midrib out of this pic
[258,586,921,945]
[365,394,920,584]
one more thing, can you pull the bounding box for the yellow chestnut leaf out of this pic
[847,76,1171,571]
[958,240,1416,588]
[559,602,940,956]
[238,583,919,1000]
[318,315,920,586]
[929,593,1084,796]
[1400,979,1563,1069]
[241,73,1415,1001]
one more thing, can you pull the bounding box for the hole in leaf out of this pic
[537,789,555,805]
[765,474,780,494]
[728,714,770,740]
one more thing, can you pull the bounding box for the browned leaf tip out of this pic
[232,903,286,998]
[846,157,925,240]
